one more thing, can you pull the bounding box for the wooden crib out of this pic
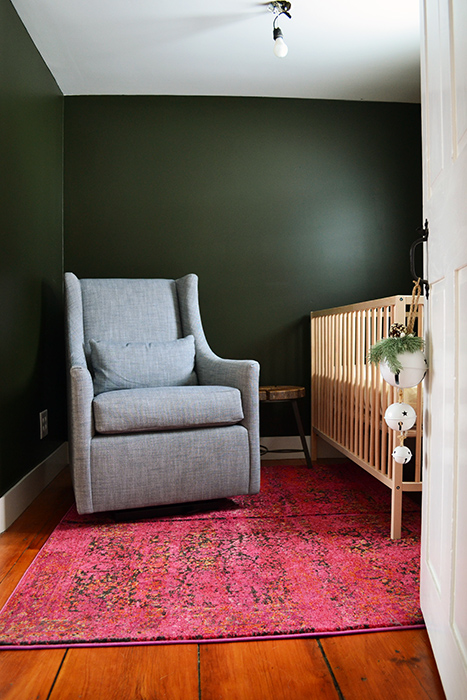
[310,295,424,539]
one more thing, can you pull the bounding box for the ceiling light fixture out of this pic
[268,1,292,58]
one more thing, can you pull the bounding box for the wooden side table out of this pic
[259,385,313,468]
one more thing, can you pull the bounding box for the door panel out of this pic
[421,0,467,697]
[452,266,467,656]
[452,0,467,151]
[424,279,446,594]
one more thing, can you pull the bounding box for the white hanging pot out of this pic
[392,445,413,464]
[384,402,417,431]
[380,349,428,388]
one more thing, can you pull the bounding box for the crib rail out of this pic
[310,295,424,539]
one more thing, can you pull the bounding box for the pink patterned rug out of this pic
[0,462,423,649]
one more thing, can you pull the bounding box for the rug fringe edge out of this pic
[0,624,426,651]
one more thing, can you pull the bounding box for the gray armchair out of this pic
[64,273,260,514]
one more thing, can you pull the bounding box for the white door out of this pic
[420,0,467,697]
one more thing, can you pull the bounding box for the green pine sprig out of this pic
[368,335,425,374]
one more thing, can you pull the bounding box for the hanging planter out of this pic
[369,323,425,371]
[379,347,428,388]
[369,279,428,467]
[368,281,428,388]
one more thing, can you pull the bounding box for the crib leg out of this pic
[311,430,318,462]
[391,461,403,540]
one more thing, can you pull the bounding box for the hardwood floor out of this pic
[0,463,446,700]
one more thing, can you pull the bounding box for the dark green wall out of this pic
[0,1,423,492]
[64,96,422,436]
[0,0,65,496]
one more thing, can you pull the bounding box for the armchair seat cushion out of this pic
[93,385,244,434]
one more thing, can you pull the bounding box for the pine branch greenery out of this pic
[368,335,425,374]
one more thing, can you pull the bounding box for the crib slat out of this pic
[373,307,383,471]
[340,312,346,447]
[369,308,378,468]
[348,313,354,450]
[356,310,364,458]
[352,313,357,451]
[336,314,342,445]
[364,308,371,464]
[337,314,342,445]
[391,460,403,540]
[380,307,390,476]
[314,316,322,434]
[326,315,332,438]
[320,315,326,434]
[345,312,352,450]
[332,314,339,443]
[319,316,325,434]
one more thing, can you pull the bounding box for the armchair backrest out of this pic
[79,278,183,360]
[65,271,213,382]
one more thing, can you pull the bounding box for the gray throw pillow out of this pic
[89,336,197,394]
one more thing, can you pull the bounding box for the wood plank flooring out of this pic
[0,463,446,700]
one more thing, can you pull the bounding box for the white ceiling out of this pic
[11,0,421,102]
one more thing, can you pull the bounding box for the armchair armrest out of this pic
[197,353,260,492]
[68,365,95,513]
[176,273,260,489]
[197,355,259,404]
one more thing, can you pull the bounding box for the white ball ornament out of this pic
[384,403,417,432]
[392,445,412,464]
[380,350,428,388]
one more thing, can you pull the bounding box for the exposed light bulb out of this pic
[273,36,288,58]
[273,27,288,58]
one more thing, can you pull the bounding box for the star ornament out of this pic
[384,402,417,432]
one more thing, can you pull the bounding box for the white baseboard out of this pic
[0,442,69,533]
[260,435,341,460]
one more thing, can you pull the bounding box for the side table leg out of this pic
[291,400,313,469]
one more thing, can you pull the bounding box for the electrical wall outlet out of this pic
[39,409,48,439]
